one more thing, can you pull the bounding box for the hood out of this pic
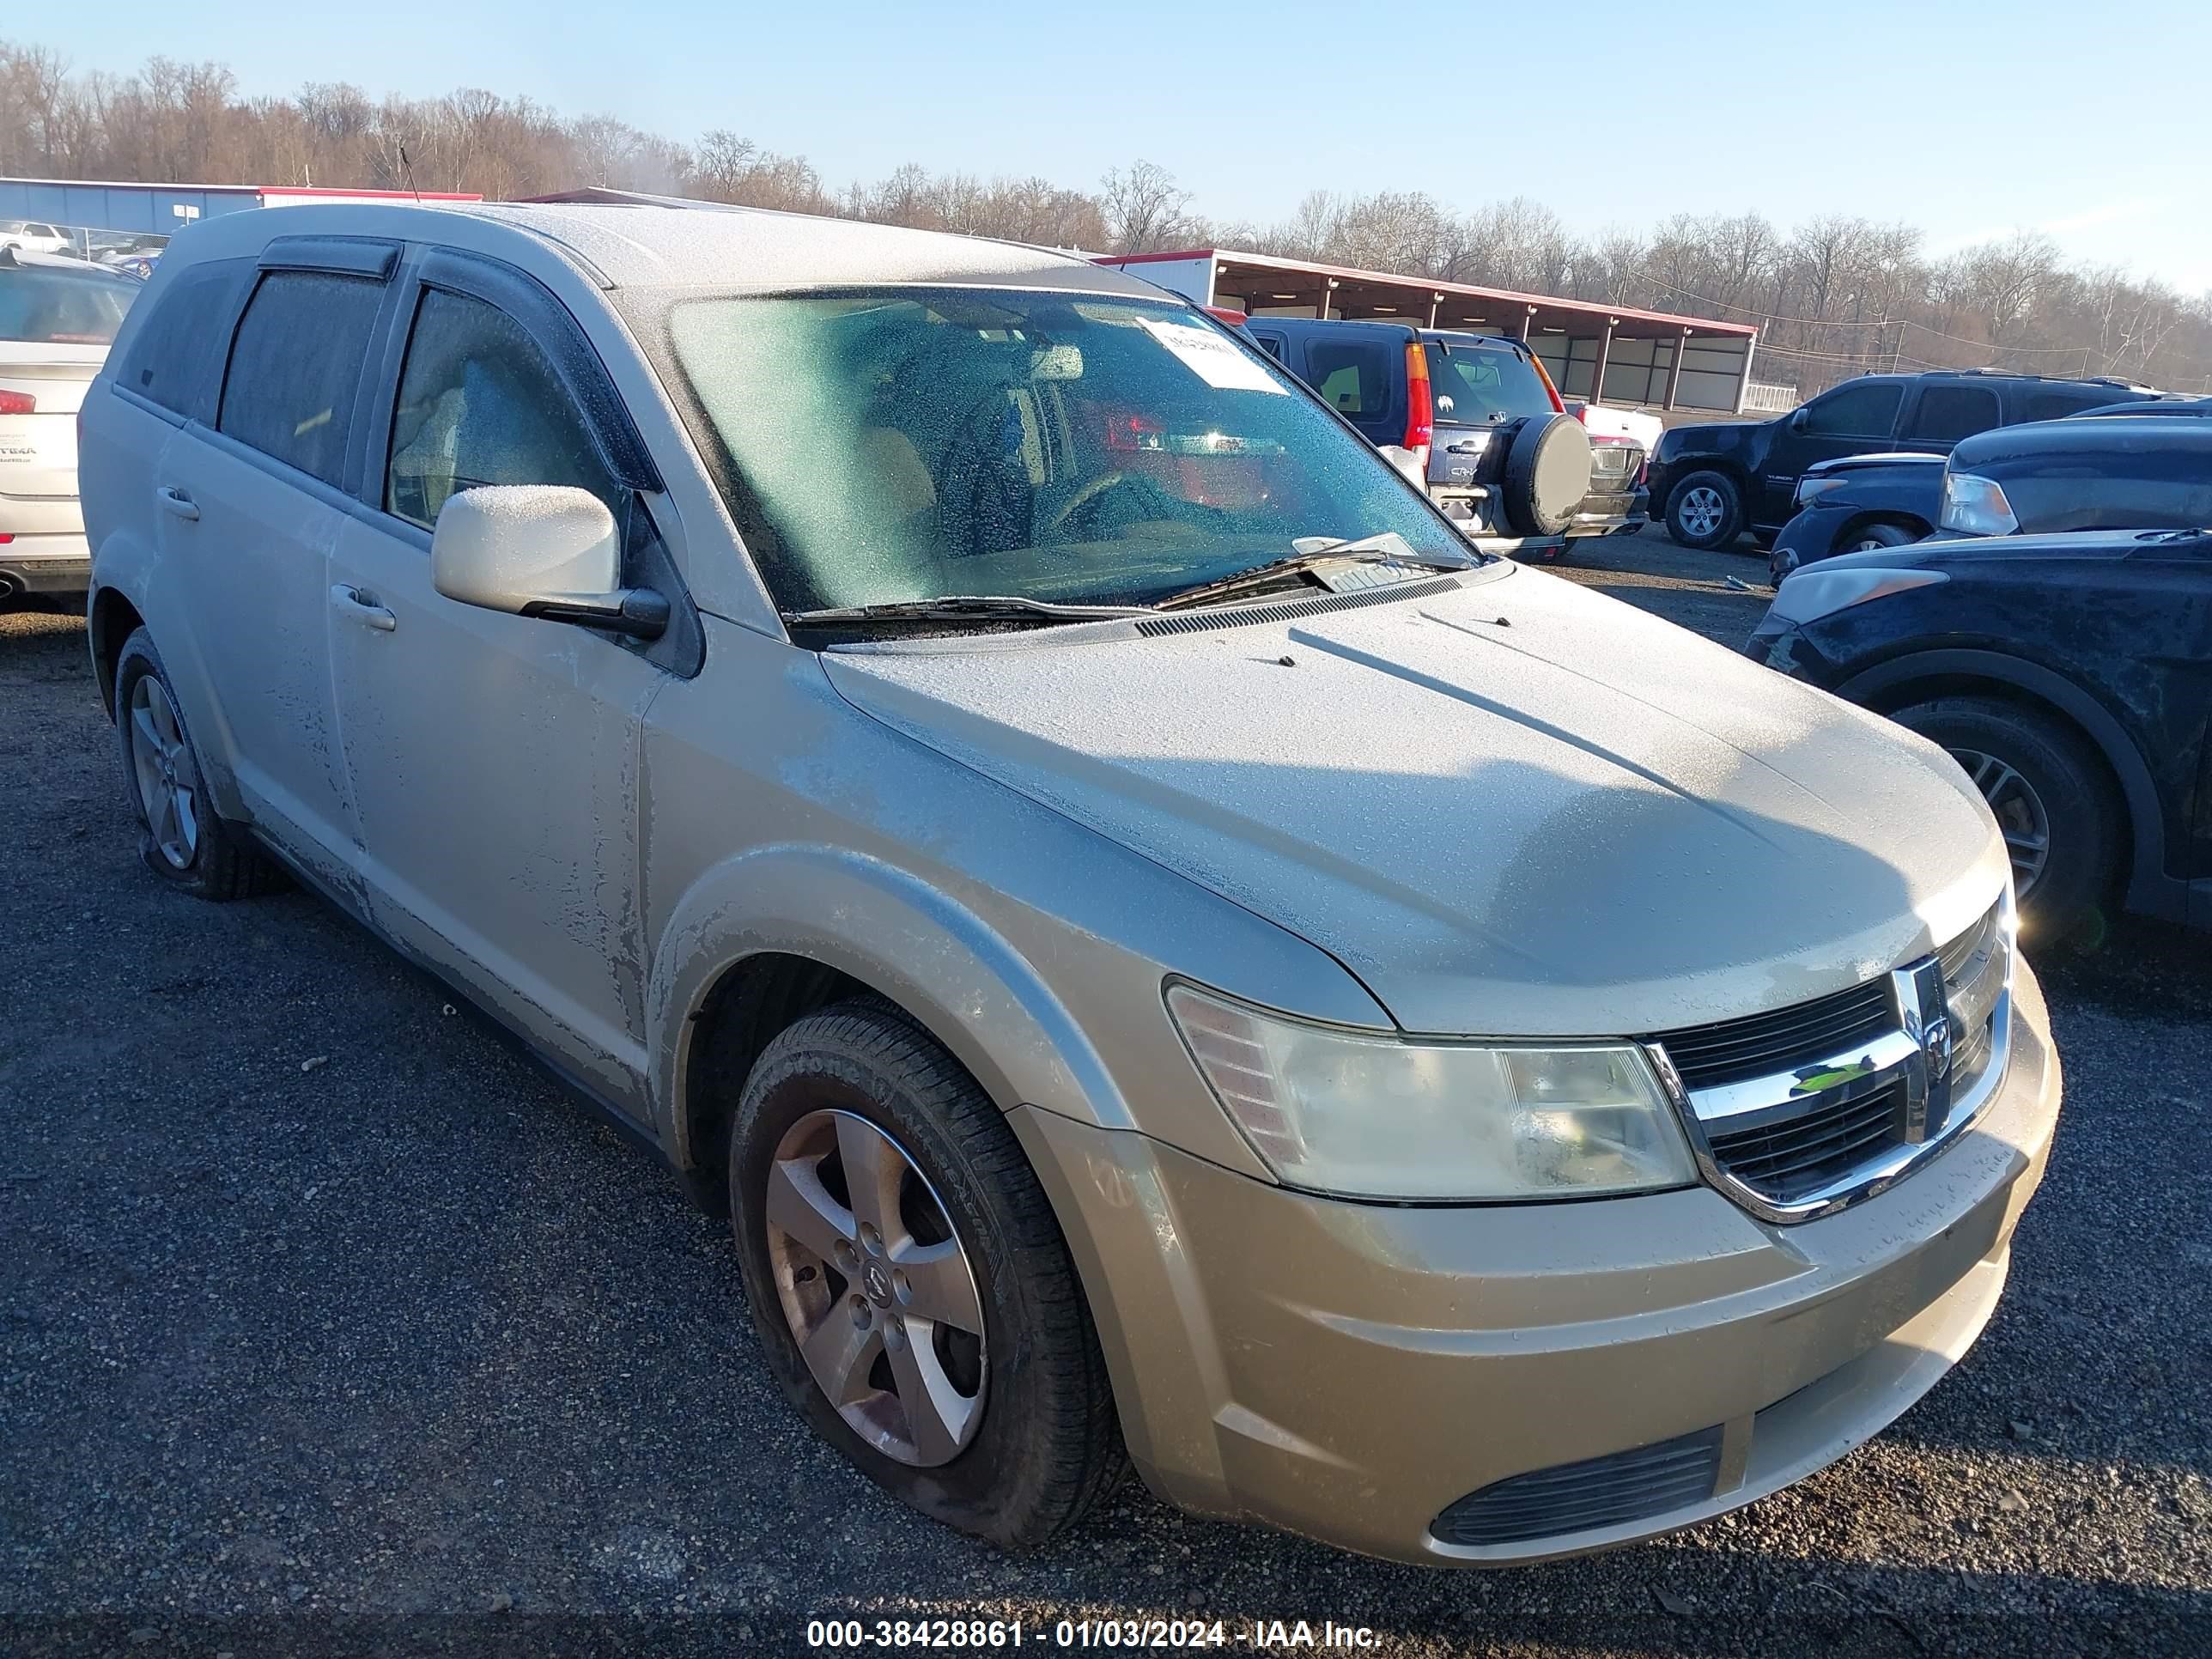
[822,567,2007,1037]
[1805,451,1944,477]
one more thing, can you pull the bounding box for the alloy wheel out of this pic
[763,1109,987,1467]
[1678,485,1725,540]
[128,675,201,870]
[1953,746,2051,896]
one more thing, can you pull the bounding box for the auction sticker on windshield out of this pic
[1138,317,1286,394]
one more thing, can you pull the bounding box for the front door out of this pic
[1758,380,1906,529]
[324,272,668,1114]
[159,264,392,872]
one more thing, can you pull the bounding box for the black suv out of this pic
[1747,526,2212,941]
[1648,370,2157,551]
[1240,317,1613,560]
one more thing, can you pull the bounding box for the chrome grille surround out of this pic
[1646,892,2014,1225]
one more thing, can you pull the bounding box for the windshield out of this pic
[655,289,1468,612]
[1424,341,1554,427]
[0,266,137,345]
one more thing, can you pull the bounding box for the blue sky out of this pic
[27,0,2212,289]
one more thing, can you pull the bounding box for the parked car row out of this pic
[1649,368,2159,551]
[75,200,2052,1571]
[1768,399,2212,580]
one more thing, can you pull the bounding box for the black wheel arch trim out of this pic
[1834,647,2184,922]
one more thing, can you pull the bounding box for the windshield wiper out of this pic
[782,594,1152,630]
[1152,532,1473,612]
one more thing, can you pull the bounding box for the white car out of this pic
[0,220,71,256]
[0,248,140,599]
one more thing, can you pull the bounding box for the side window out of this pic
[1905,385,2003,443]
[1801,381,1904,438]
[112,262,241,416]
[217,270,386,486]
[2022,389,2105,423]
[1304,340,1393,417]
[383,287,623,531]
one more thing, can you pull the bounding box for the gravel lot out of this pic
[3,531,2208,1659]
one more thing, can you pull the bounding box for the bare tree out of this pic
[1099,159,1201,255]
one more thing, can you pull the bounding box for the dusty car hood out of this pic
[821,566,2007,1036]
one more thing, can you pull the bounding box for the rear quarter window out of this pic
[110,260,248,416]
[1302,339,1395,420]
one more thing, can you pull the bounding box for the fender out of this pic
[647,841,1138,1171]
[1836,646,2183,922]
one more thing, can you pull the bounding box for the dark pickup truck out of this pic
[1648,369,2157,551]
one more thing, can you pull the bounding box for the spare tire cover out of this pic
[1499,412,1593,538]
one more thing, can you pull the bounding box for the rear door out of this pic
[324,251,674,1113]
[1757,380,1906,526]
[1898,381,2004,453]
[159,240,399,872]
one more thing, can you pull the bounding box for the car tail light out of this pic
[1531,357,1566,415]
[1103,411,1164,453]
[0,389,34,416]
[1401,343,1433,453]
[0,533,13,544]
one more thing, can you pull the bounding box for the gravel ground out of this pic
[3,533,2209,1659]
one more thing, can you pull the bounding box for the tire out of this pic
[728,1001,1125,1551]
[1843,520,1923,553]
[1890,696,2120,943]
[1666,470,1744,550]
[112,628,283,902]
[1498,413,1593,538]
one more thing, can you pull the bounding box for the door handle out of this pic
[156,485,199,521]
[331,584,398,632]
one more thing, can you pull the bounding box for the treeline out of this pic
[6,40,2208,398]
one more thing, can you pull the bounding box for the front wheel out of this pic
[1844,521,1923,554]
[1891,696,2120,942]
[728,1003,1124,1550]
[1666,471,1744,550]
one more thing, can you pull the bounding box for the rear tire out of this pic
[112,628,283,902]
[1891,696,2120,943]
[1666,471,1744,550]
[728,1002,1125,1551]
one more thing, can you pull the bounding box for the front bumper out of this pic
[0,532,91,596]
[1017,961,2059,1565]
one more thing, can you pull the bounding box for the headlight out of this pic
[1768,565,1947,625]
[1940,471,2018,535]
[1795,473,1850,508]
[1165,984,1696,1201]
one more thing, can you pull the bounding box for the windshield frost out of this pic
[660,289,1466,612]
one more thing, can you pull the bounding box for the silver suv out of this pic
[79,203,2058,1565]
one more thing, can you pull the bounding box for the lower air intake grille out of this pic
[1705,1083,1905,1203]
[1431,1425,1724,1547]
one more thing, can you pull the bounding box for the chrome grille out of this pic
[1705,1083,1905,1203]
[1659,978,1894,1092]
[1653,898,2013,1223]
[1431,1426,1723,1547]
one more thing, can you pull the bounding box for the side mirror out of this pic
[430,485,667,640]
[1788,407,1810,433]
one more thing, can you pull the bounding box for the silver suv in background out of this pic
[80,202,2057,1566]
[0,248,139,600]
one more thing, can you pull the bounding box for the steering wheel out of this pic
[1046,470,1198,538]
